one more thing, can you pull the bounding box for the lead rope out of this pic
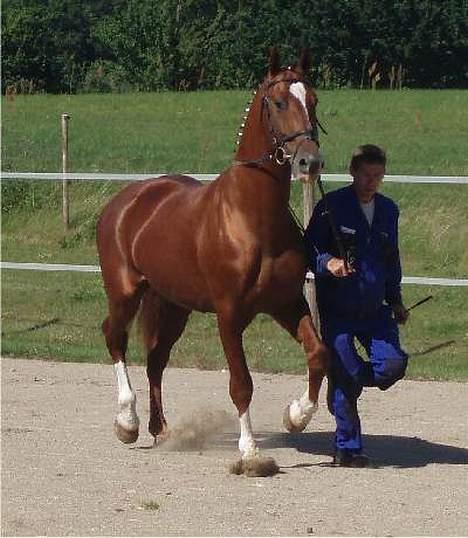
[288,202,305,235]
[316,175,348,271]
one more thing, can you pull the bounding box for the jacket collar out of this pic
[346,184,382,230]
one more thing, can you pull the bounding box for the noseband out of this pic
[234,76,326,168]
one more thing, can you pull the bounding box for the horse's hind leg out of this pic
[139,290,191,444]
[102,273,146,444]
[272,297,330,433]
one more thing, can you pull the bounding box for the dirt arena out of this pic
[2,358,467,536]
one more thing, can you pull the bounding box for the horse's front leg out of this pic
[272,297,330,432]
[217,309,257,459]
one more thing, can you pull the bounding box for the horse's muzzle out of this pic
[291,146,323,183]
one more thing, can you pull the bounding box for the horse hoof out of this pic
[114,420,139,444]
[152,431,170,448]
[282,404,306,433]
[229,456,280,477]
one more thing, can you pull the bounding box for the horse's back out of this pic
[101,174,200,212]
[97,174,213,309]
[97,174,202,242]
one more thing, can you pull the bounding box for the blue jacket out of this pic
[305,185,402,319]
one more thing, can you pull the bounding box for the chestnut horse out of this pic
[97,48,329,460]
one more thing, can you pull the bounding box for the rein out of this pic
[316,176,348,271]
[289,176,347,266]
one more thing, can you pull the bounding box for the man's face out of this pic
[351,162,385,203]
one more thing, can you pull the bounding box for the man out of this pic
[305,144,409,467]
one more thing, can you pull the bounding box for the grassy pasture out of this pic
[1,90,468,380]
[2,269,467,380]
[2,90,468,175]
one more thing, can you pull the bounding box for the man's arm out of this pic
[304,199,332,275]
[385,208,409,324]
[304,199,353,278]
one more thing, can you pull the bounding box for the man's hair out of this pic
[350,144,386,170]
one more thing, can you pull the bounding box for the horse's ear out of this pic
[297,48,312,75]
[268,47,281,77]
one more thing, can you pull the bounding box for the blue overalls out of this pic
[305,185,408,453]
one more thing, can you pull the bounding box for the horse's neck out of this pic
[235,91,271,164]
[231,90,292,213]
[236,90,289,168]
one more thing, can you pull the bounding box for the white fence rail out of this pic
[2,171,467,287]
[2,171,468,184]
[2,261,467,287]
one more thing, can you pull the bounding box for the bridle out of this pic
[232,73,330,239]
[234,75,327,168]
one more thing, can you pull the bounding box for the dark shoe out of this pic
[333,449,370,468]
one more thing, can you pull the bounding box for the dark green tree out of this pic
[2,0,467,92]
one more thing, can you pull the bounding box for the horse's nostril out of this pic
[299,158,307,167]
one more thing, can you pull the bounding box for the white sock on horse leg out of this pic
[288,389,318,429]
[238,408,257,458]
[114,361,139,431]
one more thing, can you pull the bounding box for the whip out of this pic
[406,294,433,312]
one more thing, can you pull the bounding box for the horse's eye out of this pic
[275,100,287,111]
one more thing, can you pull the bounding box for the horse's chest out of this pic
[253,258,274,291]
[252,252,304,303]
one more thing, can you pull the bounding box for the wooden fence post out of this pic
[302,179,320,331]
[61,113,71,230]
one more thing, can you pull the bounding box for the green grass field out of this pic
[2,90,468,380]
[2,90,468,175]
[1,268,466,380]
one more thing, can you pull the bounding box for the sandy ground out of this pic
[1,357,467,537]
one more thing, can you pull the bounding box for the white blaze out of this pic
[289,82,309,119]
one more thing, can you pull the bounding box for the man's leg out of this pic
[331,357,363,453]
[328,308,407,390]
[361,307,408,391]
[323,320,369,466]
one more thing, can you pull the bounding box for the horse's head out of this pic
[261,48,323,182]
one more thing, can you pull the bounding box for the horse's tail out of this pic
[137,287,162,352]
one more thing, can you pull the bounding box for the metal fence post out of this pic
[61,113,71,229]
[302,179,320,331]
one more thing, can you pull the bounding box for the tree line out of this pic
[2,0,467,93]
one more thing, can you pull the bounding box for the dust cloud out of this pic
[160,408,236,451]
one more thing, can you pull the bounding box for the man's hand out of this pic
[326,257,355,278]
[392,303,409,325]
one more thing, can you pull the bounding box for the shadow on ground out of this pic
[208,431,468,469]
